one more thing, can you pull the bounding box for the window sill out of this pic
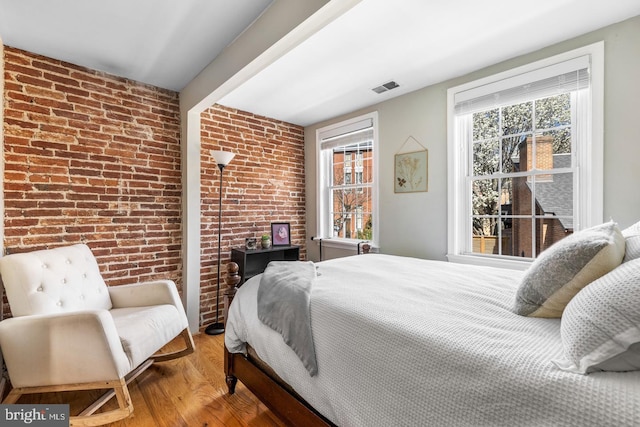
[446,253,531,271]
[312,238,377,251]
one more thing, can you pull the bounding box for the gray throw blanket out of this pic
[257,260,318,376]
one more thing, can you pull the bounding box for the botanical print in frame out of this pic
[394,149,428,193]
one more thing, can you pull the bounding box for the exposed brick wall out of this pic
[2,48,307,328]
[2,47,182,311]
[200,105,306,326]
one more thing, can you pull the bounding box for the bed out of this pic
[224,250,640,426]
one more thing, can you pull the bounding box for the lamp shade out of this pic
[211,150,235,166]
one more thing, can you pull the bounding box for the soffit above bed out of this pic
[218,0,640,126]
[0,0,639,126]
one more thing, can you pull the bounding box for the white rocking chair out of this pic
[0,244,195,426]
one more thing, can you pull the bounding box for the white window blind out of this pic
[454,56,590,114]
[320,118,373,150]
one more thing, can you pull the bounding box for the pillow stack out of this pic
[513,219,640,374]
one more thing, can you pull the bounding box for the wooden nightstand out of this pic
[231,245,300,284]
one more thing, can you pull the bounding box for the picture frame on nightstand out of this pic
[271,222,291,246]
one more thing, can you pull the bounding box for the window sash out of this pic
[461,90,584,259]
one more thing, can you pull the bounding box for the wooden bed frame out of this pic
[222,262,334,427]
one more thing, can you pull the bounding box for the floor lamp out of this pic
[205,150,235,336]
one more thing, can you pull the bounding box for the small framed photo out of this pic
[271,222,291,246]
[245,237,257,250]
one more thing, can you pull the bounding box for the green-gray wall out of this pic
[305,15,640,262]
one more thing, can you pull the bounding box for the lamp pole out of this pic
[205,150,235,336]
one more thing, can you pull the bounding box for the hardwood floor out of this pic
[13,333,286,426]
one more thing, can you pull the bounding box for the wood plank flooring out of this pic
[12,332,286,426]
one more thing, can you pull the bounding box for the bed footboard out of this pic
[223,262,334,427]
[224,347,333,427]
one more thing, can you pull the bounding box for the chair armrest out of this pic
[108,280,182,308]
[0,311,131,388]
[108,280,188,326]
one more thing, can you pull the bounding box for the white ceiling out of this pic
[0,0,274,91]
[1,0,639,127]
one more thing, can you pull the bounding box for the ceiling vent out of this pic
[372,80,399,94]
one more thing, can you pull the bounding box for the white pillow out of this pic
[553,258,640,374]
[622,220,640,263]
[513,221,625,318]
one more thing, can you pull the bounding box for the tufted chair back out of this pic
[0,244,112,317]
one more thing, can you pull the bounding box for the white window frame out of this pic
[446,42,604,270]
[316,112,379,250]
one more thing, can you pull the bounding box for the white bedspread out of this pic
[225,254,640,426]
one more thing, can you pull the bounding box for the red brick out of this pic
[3,47,181,301]
[4,47,305,327]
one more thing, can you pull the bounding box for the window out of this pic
[447,43,604,269]
[317,113,378,247]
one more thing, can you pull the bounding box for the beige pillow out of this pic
[513,221,625,318]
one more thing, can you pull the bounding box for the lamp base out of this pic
[204,322,225,336]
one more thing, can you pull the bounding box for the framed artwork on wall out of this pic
[394,149,428,193]
[271,222,291,246]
